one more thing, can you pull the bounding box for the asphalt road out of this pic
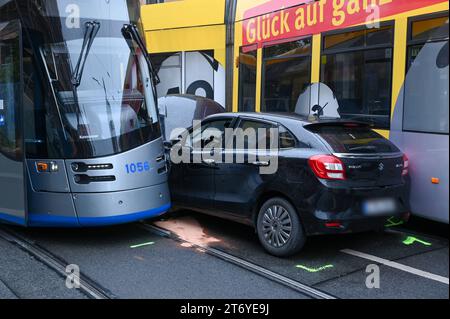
[0,224,309,299]
[0,238,86,299]
[0,211,448,299]
[155,211,449,299]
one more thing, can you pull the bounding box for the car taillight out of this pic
[308,155,346,180]
[402,154,409,176]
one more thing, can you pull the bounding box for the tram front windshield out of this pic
[36,1,159,159]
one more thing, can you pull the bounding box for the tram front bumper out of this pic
[27,183,171,227]
[74,183,171,227]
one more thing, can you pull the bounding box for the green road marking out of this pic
[403,236,432,247]
[296,264,334,273]
[130,242,155,249]
[385,217,405,228]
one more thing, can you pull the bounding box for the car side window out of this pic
[279,126,297,149]
[238,120,277,150]
[186,119,232,150]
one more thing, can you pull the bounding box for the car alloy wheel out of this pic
[262,205,293,248]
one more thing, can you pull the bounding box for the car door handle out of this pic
[202,159,216,165]
[252,161,270,167]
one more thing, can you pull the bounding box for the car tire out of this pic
[257,197,306,257]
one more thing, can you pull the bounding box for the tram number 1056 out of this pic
[125,162,151,174]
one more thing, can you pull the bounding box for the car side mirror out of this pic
[164,138,182,148]
[163,141,173,151]
[172,138,183,145]
[164,138,181,151]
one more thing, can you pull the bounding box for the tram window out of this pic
[145,0,168,3]
[262,38,312,113]
[0,33,21,160]
[37,36,160,159]
[40,47,58,81]
[321,25,394,129]
[23,45,65,159]
[323,26,393,51]
[403,14,449,134]
[152,50,219,101]
[238,46,257,112]
[151,52,182,98]
[185,50,215,100]
[264,38,312,58]
[410,16,449,43]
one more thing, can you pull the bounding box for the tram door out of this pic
[0,20,26,226]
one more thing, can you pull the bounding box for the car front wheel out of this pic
[257,197,306,257]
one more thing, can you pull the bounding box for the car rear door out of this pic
[214,118,278,218]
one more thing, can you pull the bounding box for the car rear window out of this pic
[307,125,400,154]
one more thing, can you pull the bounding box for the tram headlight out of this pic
[49,162,59,173]
[36,161,58,173]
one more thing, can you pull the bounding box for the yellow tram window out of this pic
[320,25,394,129]
[323,26,393,51]
[411,16,449,42]
[262,38,312,113]
[238,46,257,112]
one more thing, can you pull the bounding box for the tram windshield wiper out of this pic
[71,21,101,87]
[121,23,160,84]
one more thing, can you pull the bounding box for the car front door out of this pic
[177,118,234,211]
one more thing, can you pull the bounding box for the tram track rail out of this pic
[0,226,116,300]
[140,222,337,300]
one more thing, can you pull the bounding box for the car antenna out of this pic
[312,102,329,118]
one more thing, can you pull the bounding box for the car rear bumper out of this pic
[306,212,411,236]
[301,183,410,236]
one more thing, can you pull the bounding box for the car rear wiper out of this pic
[121,23,160,84]
[72,21,101,87]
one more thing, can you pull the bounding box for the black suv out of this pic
[169,113,410,257]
